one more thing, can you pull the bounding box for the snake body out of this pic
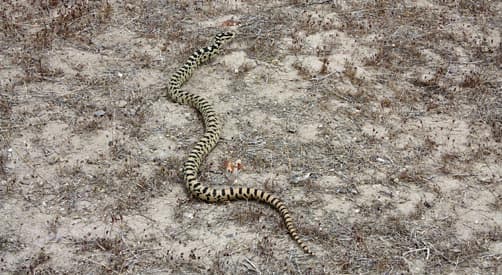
[166,32,313,255]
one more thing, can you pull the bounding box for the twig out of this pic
[242,257,261,274]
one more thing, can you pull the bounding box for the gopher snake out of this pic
[166,32,313,255]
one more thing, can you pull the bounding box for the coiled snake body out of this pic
[166,32,313,255]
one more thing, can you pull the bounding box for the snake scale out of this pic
[166,32,313,255]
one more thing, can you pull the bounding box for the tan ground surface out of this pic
[1,1,501,274]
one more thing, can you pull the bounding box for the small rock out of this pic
[47,154,59,165]
[94,110,106,117]
[290,172,312,184]
[287,125,297,133]
[117,100,127,108]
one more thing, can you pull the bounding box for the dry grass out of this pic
[1,0,501,274]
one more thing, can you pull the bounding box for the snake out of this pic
[166,32,313,255]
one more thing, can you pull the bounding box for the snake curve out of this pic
[166,32,313,255]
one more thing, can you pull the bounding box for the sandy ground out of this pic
[1,0,501,274]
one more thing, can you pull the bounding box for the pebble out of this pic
[94,110,106,117]
[117,100,127,108]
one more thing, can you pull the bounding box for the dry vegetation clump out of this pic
[1,0,501,273]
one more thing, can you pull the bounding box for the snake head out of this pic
[214,32,235,44]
